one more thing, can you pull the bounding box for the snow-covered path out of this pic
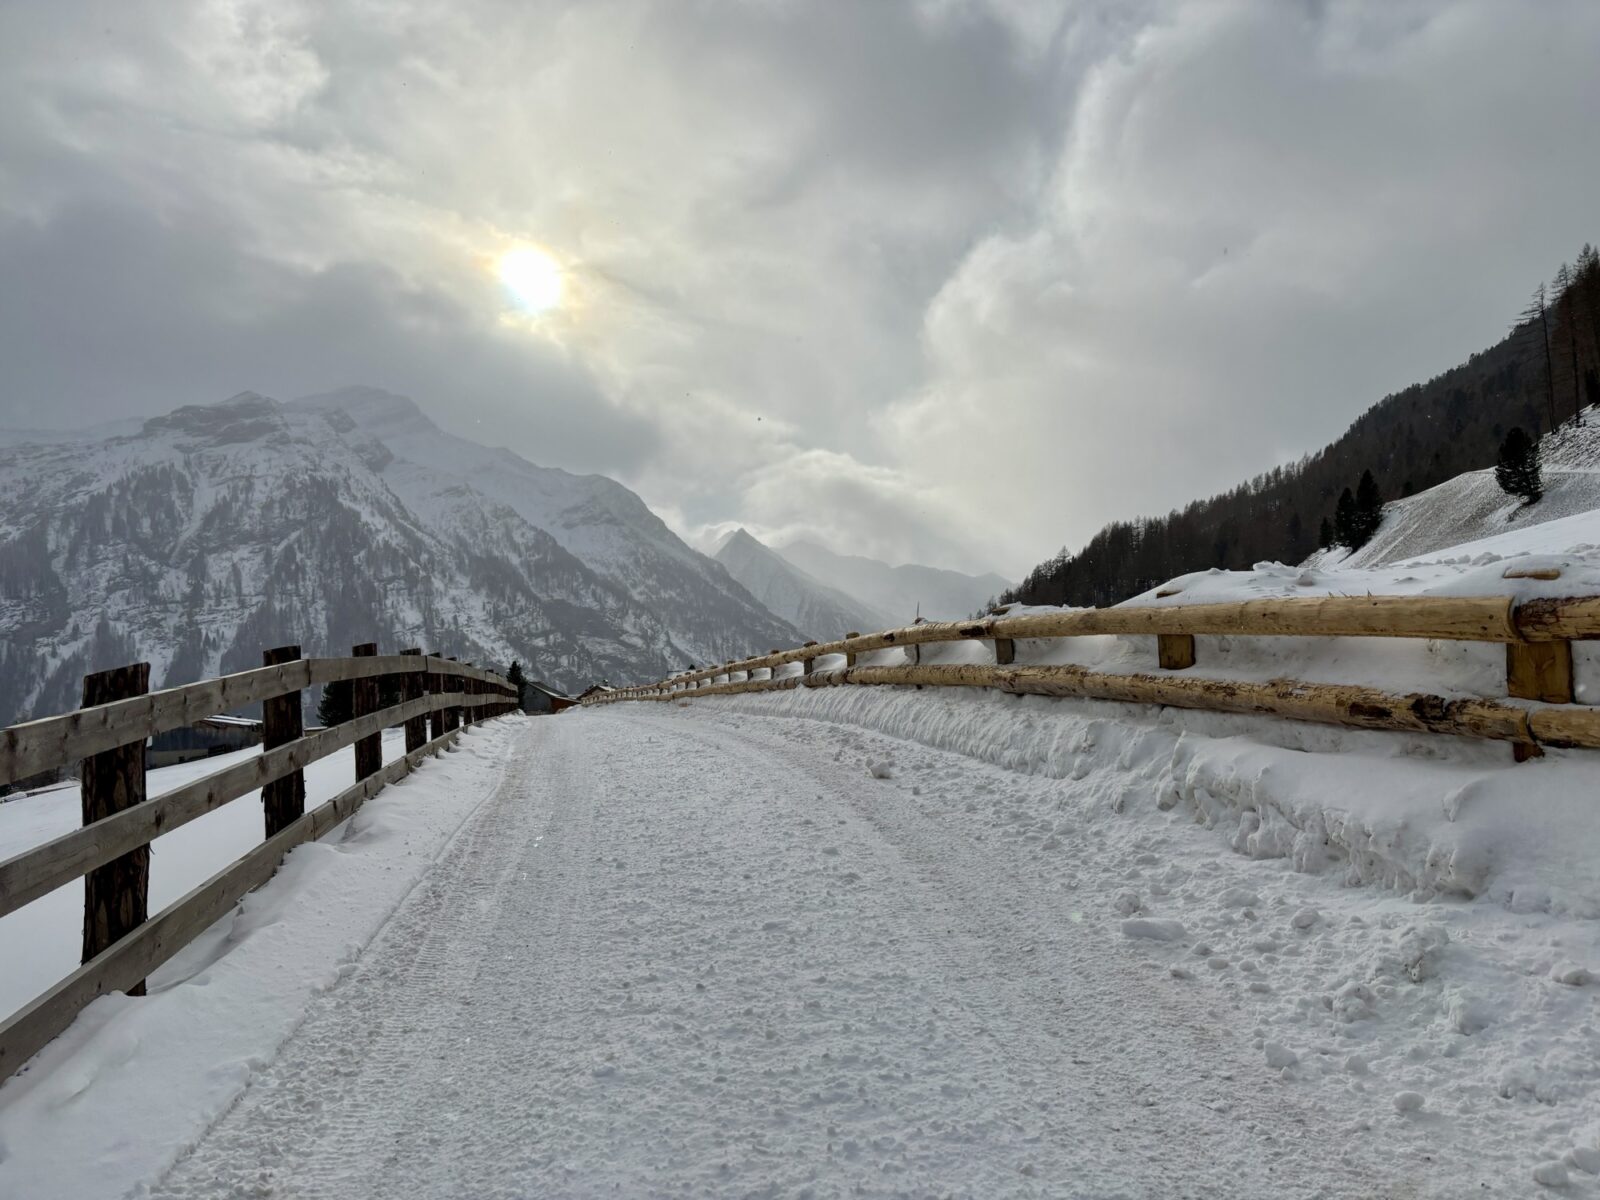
[149,708,1396,1199]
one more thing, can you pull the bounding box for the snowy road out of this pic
[147,707,1401,1199]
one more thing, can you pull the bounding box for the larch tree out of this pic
[1519,283,1558,432]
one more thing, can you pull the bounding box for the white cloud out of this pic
[3,0,1598,578]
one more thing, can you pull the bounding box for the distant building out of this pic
[528,682,581,713]
[147,715,263,768]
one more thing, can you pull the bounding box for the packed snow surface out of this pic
[0,721,521,1199]
[2,690,1594,1196]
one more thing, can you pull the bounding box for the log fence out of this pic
[0,646,518,1080]
[582,593,1600,760]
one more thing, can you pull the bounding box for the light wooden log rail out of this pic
[580,593,1600,757]
[0,649,519,1081]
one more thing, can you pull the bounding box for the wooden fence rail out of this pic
[0,646,519,1081]
[581,593,1600,760]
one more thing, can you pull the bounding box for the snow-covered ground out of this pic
[0,730,413,1018]
[3,501,1599,1196]
[0,720,522,1199]
[0,693,1592,1196]
[687,690,1600,1194]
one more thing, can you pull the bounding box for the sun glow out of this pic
[497,246,563,313]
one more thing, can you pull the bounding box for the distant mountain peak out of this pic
[714,527,759,552]
[293,386,436,437]
[715,528,888,639]
[140,392,288,444]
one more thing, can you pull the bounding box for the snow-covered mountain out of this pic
[0,389,800,723]
[775,541,1010,625]
[713,529,888,641]
[1330,407,1600,568]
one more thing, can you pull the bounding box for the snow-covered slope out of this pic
[713,529,888,641]
[776,540,1009,625]
[0,391,800,722]
[1335,408,1600,568]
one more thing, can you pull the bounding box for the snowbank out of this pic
[686,686,1600,1189]
[0,731,413,1018]
[0,719,523,1199]
[710,684,1598,913]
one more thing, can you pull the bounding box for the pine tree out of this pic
[1333,488,1358,549]
[317,679,352,727]
[1494,426,1543,503]
[506,660,528,711]
[1318,516,1334,549]
[1353,469,1384,547]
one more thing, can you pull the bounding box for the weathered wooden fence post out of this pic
[1158,633,1196,670]
[352,642,382,781]
[801,641,819,676]
[1507,640,1574,761]
[261,645,305,837]
[80,662,151,992]
[426,653,445,740]
[448,658,463,729]
[844,633,861,668]
[400,648,427,753]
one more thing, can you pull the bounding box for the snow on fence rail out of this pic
[583,593,1600,757]
[0,644,519,1080]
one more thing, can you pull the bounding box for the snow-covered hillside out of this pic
[776,539,1009,624]
[0,390,800,722]
[1335,406,1600,567]
[713,529,887,640]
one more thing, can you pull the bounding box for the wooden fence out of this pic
[0,644,518,1080]
[582,593,1600,759]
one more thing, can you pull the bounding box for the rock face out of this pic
[713,529,888,642]
[0,388,800,723]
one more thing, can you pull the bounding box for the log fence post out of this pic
[844,633,860,668]
[261,645,305,837]
[801,641,819,676]
[993,636,1015,666]
[1507,640,1574,761]
[80,661,151,993]
[352,643,382,781]
[1157,633,1197,670]
[400,648,427,753]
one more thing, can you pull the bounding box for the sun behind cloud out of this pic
[497,246,563,313]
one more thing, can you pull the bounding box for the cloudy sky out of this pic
[3,0,1599,578]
